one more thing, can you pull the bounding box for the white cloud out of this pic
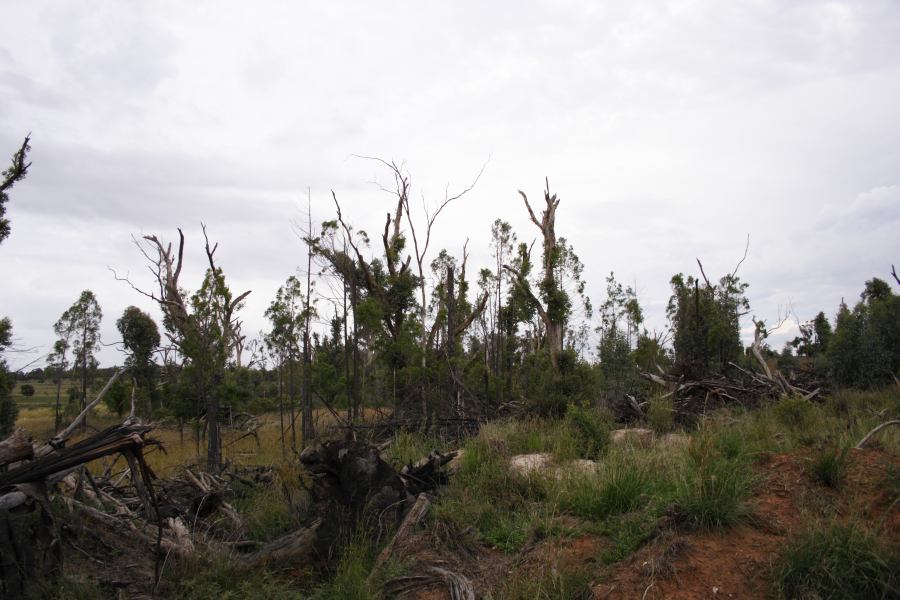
[1,0,899,366]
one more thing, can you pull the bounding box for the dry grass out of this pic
[14,405,387,476]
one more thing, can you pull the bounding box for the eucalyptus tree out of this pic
[504,180,589,371]
[116,306,160,417]
[0,135,30,245]
[264,275,306,450]
[121,227,249,470]
[0,135,31,435]
[55,290,103,425]
[46,338,70,429]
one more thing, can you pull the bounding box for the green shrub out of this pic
[773,396,815,429]
[808,445,849,488]
[774,521,898,600]
[647,395,674,434]
[563,404,610,459]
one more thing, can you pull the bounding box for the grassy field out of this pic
[14,400,381,476]
[11,378,73,409]
[17,388,900,599]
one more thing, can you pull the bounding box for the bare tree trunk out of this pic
[504,181,563,370]
[351,279,361,420]
[207,372,221,470]
[302,196,315,443]
[54,371,62,431]
[81,328,88,431]
[288,357,297,451]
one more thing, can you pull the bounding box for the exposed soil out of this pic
[594,448,899,599]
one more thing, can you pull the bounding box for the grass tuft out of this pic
[774,521,898,600]
[674,434,753,529]
[808,444,849,488]
[647,395,674,434]
[557,458,651,520]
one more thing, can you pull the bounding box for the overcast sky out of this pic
[1,1,899,369]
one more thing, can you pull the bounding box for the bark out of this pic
[505,180,563,369]
[239,521,321,570]
[0,429,32,467]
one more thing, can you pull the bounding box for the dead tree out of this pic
[117,227,249,470]
[504,179,565,370]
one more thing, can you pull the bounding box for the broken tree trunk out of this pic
[239,520,321,570]
[0,429,33,467]
[368,492,430,584]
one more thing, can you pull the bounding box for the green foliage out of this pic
[385,429,447,468]
[102,375,130,417]
[596,272,644,405]
[0,135,30,246]
[520,350,598,416]
[808,445,849,488]
[774,521,898,600]
[497,564,592,600]
[674,434,753,529]
[55,290,102,407]
[667,272,748,378]
[647,395,674,434]
[557,458,651,520]
[0,369,17,436]
[562,404,610,460]
[117,306,160,416]
[28,574,103,600]
[773,396,815,429]
[828,278,900,389]
[310,535,378,600]
[434,435,549,552]
[171,557,301,600]
[231,485,297,542]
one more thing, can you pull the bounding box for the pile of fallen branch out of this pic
[638,358,824,419]
[0,390,461,597]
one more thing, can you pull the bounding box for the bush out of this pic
[774,521,898,600]
[563,404,610,460]
[647,395,674,434]
[808,445,849,488]
[773,396,815,429]
[19,383,35,397]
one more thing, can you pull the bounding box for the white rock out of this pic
[610,428,654,447]
[508,453,552,476]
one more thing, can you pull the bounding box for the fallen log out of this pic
[0,428,32,467]
[368,492,430,584]
[238,520,321,570]
[855,420,900,450]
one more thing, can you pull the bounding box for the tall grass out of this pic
[774,521,898,600]
[556,455,652,520]
[672,430,754,529]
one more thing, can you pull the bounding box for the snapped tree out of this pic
[123,227,249,470]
